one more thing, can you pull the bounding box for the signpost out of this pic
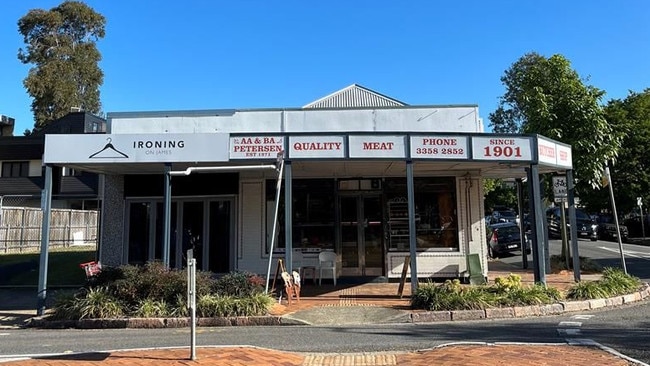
[552,176,567,203]
[553,176,570,268]
[638,197,645,241]
[187,249,197,361]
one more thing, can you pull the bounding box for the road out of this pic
[499,237,650,282]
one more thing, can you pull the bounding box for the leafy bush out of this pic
[134,298,169,318]
[49,262,273,321]
[197,293,274,317]
[51,287,123,319]
[566,280,611,300]
[566,267,641,300]
[213,271,265,297]
[411,280,496,311]
[412,275,564,311]
[498,285,563,306]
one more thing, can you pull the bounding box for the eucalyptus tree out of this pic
[18,1,105,130]
[489,53,623,196]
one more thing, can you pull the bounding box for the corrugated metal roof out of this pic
[303,84,407,109]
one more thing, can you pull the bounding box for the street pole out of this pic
[187,249,196,361]
[638,197,645,242]
[605,166,627,274]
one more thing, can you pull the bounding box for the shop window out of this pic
[1,161,29,177]
[266,179,336,253]
[384,177,458,251]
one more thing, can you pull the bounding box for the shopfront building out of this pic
[41,85,572,284]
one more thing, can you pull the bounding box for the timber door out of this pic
[340,195,384,276]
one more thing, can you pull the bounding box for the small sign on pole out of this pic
[638,197,645,241]
[552,176,567,203]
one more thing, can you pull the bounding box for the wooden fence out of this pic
[0,207,99,253]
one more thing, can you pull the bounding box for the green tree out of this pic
[18,1,105,130]
[599,89,650,214]
[489,53,623,195]
[483,179,518,213]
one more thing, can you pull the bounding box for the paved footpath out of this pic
[1,343,641,365]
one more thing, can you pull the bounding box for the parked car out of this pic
[486,221,529,258]
[594,214,629,243]
[487,208,519,225]
[546,207,598,241]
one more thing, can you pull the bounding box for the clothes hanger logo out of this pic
[89,137,129,159]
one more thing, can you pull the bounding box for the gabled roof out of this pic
[303,84,407,109]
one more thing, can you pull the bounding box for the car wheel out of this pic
[590,237,597,242]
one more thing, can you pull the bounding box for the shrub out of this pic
[566,280,611,300]
[411,280,496,311]
[600,267,641,296]
[492,274,522,293]
[412,275,565,311]
[50,291,82,320]
[52,287,124,319]
[134,298,169,318]
[566,267,641,300]
[197,293,274,317]
[498,285,563,306]
[214,271,265,297]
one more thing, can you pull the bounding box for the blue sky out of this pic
[1,1,649,134]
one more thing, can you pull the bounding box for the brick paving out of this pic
[1,344,634,365]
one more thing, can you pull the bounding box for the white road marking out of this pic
[558,321,582,327]
[598,246,650,259]
[571,315,594,320]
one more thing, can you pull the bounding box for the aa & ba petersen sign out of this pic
[229,136,284,159]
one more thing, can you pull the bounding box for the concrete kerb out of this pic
[409,282,650,323]
[22,283,650,329]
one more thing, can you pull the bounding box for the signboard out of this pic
[229,136,284,159]
[537,138,557,165]
[44,133,229,164]
[348,135,405,158]
[638,197,643,207]
[471,137,532,161]
[288,135,345,158]
[555,144,573,168]
[553,176,567,203]
[410,135,469,159]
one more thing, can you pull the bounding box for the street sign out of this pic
[553,176,567,196]
[638,197,643,207]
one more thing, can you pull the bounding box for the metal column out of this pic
[284,162,293,272]
[406,161,418,294]
[163,163,172,268]
[516,178,528,269]
[527,165,546,285]
[566,169,581,281]
[37,165,53,315]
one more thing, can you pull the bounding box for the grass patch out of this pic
[0,248,96,286]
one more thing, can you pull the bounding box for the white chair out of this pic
[318,251,338,286]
